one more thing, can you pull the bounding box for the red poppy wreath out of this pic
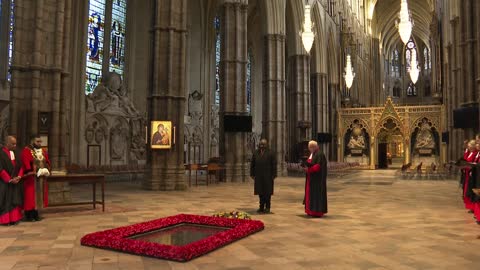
[80,214,264,262]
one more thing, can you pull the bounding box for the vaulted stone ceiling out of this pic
[371,0,434,55]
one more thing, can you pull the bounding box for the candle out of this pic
[173,126,176,145]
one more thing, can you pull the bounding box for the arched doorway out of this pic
[376,118,405,169]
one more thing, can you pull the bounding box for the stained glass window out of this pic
[391,51,394,74]
[405,50,411,70]
[214,16,220,106]
[406,82,416,96]
[395,49,399,75]
[7,0,14,81]
[405,38,416,72]
[109,0,127,75]
[423,47,430,70]
[246,50,252,113]
[85,0,128,95]
[85,0,106,95]
[391,49,399,77]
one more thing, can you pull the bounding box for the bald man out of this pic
[0,136,24,226]
[250,139,277,213]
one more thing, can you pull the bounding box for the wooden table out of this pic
[185,164,208,186]
[46,174,105,212]
[185,164,225,186]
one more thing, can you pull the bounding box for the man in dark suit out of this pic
[250,139,277,214]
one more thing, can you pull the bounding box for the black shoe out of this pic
[256,208,264,214]
[264,208,271,214]
[9,221,19,226]
[23,211,33,222]
[32,211,42,221]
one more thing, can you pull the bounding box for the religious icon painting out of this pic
[151,121,172,149]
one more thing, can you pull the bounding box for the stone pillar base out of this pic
[224,163,247,182]
[277,161,287,177]
[144,167,187,191]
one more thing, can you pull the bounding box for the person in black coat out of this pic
[250,139,277,214]
[302,140,328,217]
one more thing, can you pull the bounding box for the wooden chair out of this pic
[429,163,439,179]
[401,163,412,178]
[415,162,423,178]
[188,164,200,186]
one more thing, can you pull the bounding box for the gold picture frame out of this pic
[151,121,173,149]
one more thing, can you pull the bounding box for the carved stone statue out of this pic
[415,120,435,149]
[87,72,140,116]
[110,120,127,160]
[129,119,146,160]
[88,82,118,112]
[347,127,366,149]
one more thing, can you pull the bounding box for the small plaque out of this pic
[351,149,363,156]
[38,112,51,134]
[419,149,432,156]
[87,145,101,167]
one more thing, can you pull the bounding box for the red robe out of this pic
[463,150,477,210]
[0,147,23,224]
[20,147,50,210]
[472,152,480,220]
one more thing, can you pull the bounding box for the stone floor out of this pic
[1,170,480,270]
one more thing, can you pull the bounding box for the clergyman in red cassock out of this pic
[0,136,24,226]
[462,140,477,212]
[21,134,50,222]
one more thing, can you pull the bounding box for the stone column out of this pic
[445,45,454,161]
[451,16,464,159]
[50,0,70,171]
[145,0,188,190]
[263,34,286,176]
[464,0,476,104]
[404,109,411,164]
[287,54,311,159]
[457,0,470,149]
[329,83,340,161]
[311,73,328,155]
[370,111,375,169]
[371,38,382,106]
[477,1,480,127]
[219,0,248,182]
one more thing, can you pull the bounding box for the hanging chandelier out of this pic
[409,49,420,84]
[301,5,315,53]
[344,54,355,89]
[396,0,413,44]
